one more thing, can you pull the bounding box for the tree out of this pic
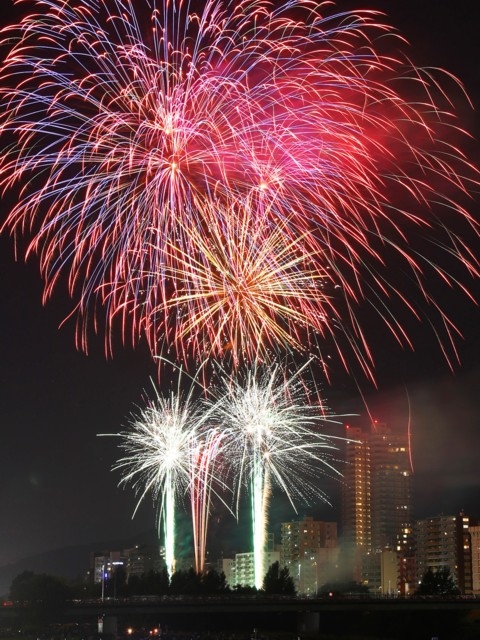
[201,569,229,594]
[10,570,36,604]
[126,568,170,595]
[10,570,71,605]
[262,561,296,595]
[416,567,460,596]
[143,568,170,595]
[232,584,258,595]
[10,571,72,623]
[170,568,201,595]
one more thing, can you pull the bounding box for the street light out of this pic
[101,564,107,602]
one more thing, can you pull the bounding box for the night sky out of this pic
[0,0,479,587]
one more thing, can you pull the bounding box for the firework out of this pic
[1,0,478,373]
[152,198,337,368]
[110,377,224,576]
[190,427,229,574]
[109,361,342,583]
[207,361,342,589]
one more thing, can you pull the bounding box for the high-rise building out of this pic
[281,516,337,566]
[230,549,280,588]
[415,512,472,594]
[90,550,125,584]
[469,522,480,595]
[369,425,413,555]
[341,422,413,592]
[280,517,339,594]
[216,557,236,588]
[89,544,165,587]
[341,426,371,557]
[124,543,165,580]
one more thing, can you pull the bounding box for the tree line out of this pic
[8,563,460,613]
[9,561,296,606]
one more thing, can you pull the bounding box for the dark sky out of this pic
[0,0,479,584]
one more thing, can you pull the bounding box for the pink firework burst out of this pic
[0,0,478,377]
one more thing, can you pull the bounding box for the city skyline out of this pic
[1,0,479,584]
[19,500,480,595]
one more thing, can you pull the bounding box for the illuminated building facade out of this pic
[90,550,125,584]
[341,426,371,556]
[369,425,413,555]
[216,557,236,588]
[124,543,165,579]
[415,512,472,594]
[281,517,337,565]
[280,517,339,594]
[469,524,480,595]
[89,545,165,587]
[341,423,413,592]
[230,549,280,588]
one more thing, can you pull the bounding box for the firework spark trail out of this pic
[206,361,343,589]
[1,0,478,374]
[190,428,229,574]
